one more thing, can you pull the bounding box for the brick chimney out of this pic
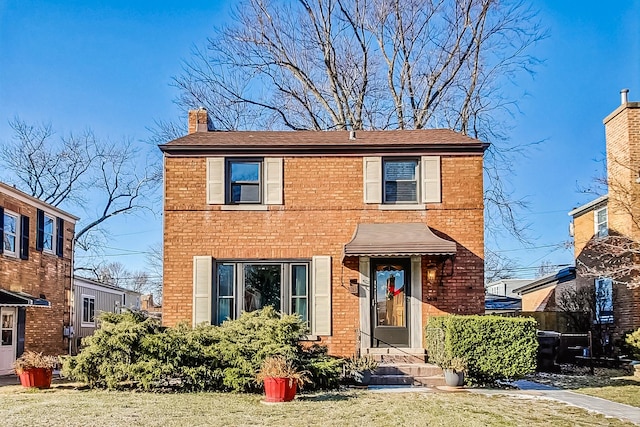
[604,89,640,237]
[188,107,209,134]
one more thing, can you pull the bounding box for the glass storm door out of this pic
[0,307,17,375]
[372,259,410,347]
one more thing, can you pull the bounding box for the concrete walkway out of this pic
[470,380,640,426]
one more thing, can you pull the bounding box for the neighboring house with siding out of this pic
[160,109,488,359]
[71,276,141,354]
[0,182,77,374]
[568,90,640,340]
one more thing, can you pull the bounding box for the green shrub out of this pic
[426,315,537,383]
[623,328,640,360]
[62,307,342,392]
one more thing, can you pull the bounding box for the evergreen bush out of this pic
[62,307,342,392]
[426,315,537,383]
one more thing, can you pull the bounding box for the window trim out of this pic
[226,158,263,205]
[382,158,420,204]
[594,206,608,238]
[2,209,19,258]
[81,295,96,327]
[213,260,310,325]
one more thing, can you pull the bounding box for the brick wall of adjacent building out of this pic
[605,103,640,239]
[163,154,484,356]
[0,189,75,356]
[571,100,640,338]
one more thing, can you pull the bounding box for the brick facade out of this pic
[0,183,77,359]
[570,94,640,338]
[162,122,486,357]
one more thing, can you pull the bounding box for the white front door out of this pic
[0,307,17,375]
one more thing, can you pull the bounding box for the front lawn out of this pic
[0,384,632,427]
[530,366,640,408]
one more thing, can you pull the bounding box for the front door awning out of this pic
[0,288,51,307]
[344,223,457,257]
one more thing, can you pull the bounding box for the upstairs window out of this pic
[42,213,55,252]
[227,160,262,204]
[2,210,18,257]
[384,159,419,203]
[363,156,441,205]
[595,207,608,238]
[207,157,283,206]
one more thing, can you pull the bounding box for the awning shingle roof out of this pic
[344,223,456,257]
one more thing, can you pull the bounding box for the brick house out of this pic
[0,182,77,374]
[569,89,640,341]
[160,109,487,358]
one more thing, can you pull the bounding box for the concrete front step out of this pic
[376,363,443,377]
[371,363,445,387]
[364,348,427,363]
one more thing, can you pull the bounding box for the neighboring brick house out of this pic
[0,182,77,374]
[160,109,487,358]
[569,89,640,339]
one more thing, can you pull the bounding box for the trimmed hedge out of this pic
[62,307,342,392]
[426,315,538,383]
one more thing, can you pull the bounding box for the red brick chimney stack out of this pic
[188,107,209,134]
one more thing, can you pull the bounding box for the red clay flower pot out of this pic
[18,368,53,389]
[263,377,297,402]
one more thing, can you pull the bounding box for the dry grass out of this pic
[0,383,633,427]
[529,365,640,408]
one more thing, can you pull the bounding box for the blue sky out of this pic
[1,1,639,278]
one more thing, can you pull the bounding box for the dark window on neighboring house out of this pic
[227,160,262,204]
[383,159,419,203]
[595,277,613,324]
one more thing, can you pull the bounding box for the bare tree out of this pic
[576,155,640,289]
[145,241,164,301]
[87,261,159,296]
[0,117,161,259]
[166,0,545,242]
[484,248,519,283]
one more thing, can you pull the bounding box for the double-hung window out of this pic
[207,157,283,206]
[2,210,18,257]
[383,159,419,203]
[227,159,262,204]
[363,156,441,205]
[42,213,55,252]
[214,262,309,325]
[595,206,608,238]
[82,295,96,326]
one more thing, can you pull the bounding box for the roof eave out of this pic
[159,142,490,156]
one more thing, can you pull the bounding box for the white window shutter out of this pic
[311,255,332,336]
[193,256,213,326]
[264,157,283,205]
[421,156,441,203]
[363,157,382,204]
[206,158,225,204]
